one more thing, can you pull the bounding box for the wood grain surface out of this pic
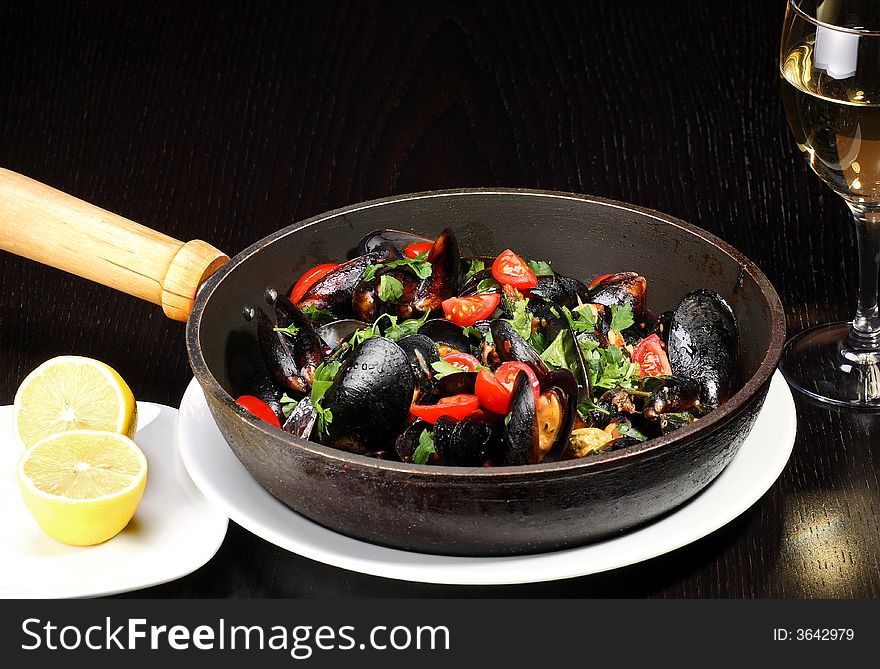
[2,0,878,598]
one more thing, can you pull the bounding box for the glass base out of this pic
[779,322,880,410]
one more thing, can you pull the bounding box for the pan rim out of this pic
[186,187,786,479]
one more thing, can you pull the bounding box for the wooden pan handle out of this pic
[0,168,229,321]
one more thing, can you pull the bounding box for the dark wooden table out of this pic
[2,0,878,598]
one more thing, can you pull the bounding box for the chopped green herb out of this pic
[563,303,597,333]
[378,274,404,302]
[461,325,484,340]
[384,310,430,341]
[526,259,554,276]
[300,305,336,322]
[609,303,635,333]
[584,344,641,390]
[412,429,436,465]
[474,277,502,293]
[311,359,342,438]
[363,251,432,282]
[527,331,548,352]
[616,423,648,441]
[280,393,298,419]
[577,394,609,416]
[506,298,534,341]
[430,359,467,379]
[272,323,300,337]
[463,258,486,281]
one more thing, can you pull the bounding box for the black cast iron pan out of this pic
[0,169,786,556]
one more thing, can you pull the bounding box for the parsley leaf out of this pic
[615,423,648,442]
[526,259,554,276]
[363,251,432,282]
[506,298,534,341]
[280,393,298,419]
[586,345,641,390]
[577,394,609,416]
[474,277,502,293]
[430,359,466,379]
[300,305,336,322]
[378,274,404,302]
[412,429,436,465]
[566,302,597,332]
[311,359,342,438]
[609,303,635,333]
[384,310,430,341]
[273,324,300,337]
[540,329,574,369]
[461,325,484,340]
[463,258,486,281]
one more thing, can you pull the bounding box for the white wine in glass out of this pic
[779,0,880,407]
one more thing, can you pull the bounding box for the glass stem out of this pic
[847,205,880,352]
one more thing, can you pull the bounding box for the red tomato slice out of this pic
[409,394,480,424]
[290,263,339,303]
[236,395,282,429]
[441,293,501,327]
[404,241,434,258]
[441,351,481,372]
[475,362,541,415]
[491,249,538,289]
[632,334,672,377]
[589,273,613,289]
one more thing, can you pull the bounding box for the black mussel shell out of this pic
[651,311,674,345]
[500,371,539,466]
[419,318,473,354]
[536,368,578,463]
[296,252,383,317]
[358,229,432,257]
[397,334,441,398]
[282,396,318,439]
[643,376,700,419]
[435,371,477,397]
[256,307,307,395]
[434,413,499,467]
[489,319,550,384]
[531,273,589,309]
[667,289,737,409]
[314,319,369,351]
[321,337,414,454]
[395,419,434,463]
[413,228,461,314]
[589,272,647,320]
[274,295,326,383]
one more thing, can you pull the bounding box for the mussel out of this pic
[419,318,474,355]
[490,319,550,384]
[320,336,415,454]
[256,307,308,395]
[314,319,369,351]
[589,272,647,320]
[274,295,326,384]
[282,396,318,438]
[433,411,500,466]
[667,289,737,408]
[530,273,589,308]
[357,229,432,257]
[296,251,383,317]
[412,228,461,314]
[396,334,441,400]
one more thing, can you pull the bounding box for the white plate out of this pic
[0,402,228,598]
[178,371,796,586]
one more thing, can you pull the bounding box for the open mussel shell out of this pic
[283,396,318,439]
[489,319,550,384]
[434,411,500,467]
[413,227,461,314]
[459,268,500,296]
[538,368,578,462]
[357,229,432,257]
[667,289,737,409]
[530,273,589,309]
[589,272,647,320]
[418,318,473,354]
[395,419,434,463]
[500,371,539,466]
[321,336,414,455]
[436,371,477,396]
[396,334,441,398]
[256,307,307,395]
[314,319,369,351]
[296,251,383,317]
[274,295,326,382]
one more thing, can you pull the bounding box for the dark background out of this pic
[1,0,879,597]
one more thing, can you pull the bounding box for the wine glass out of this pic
[779,0,880,408]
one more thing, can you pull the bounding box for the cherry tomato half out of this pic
[236,395,282,429]
[289,263,339,303]
[441,351,481,372]
[409,394,480,424]
[475,362,541,415]
[632,334,672,377]
[491,249,538,290]
[404,241,434,258]
[441,293,501,327]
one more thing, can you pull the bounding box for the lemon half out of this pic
[13,356,137,450]
[18,430,148,546]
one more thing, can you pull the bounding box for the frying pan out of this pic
[0,169,786,556]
